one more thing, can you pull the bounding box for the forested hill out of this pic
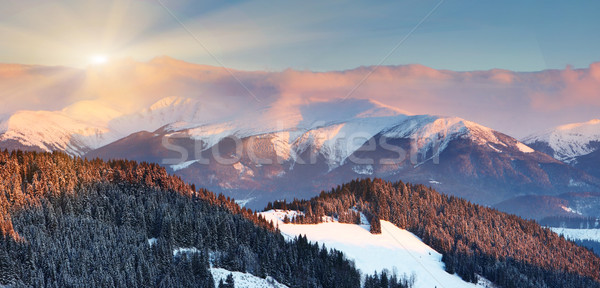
[0,150,367,287]
[267,178,600,288]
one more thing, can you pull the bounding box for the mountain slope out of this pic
[575,148,600,179]
[0,151,363,287]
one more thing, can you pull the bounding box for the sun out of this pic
[90,54,109,65]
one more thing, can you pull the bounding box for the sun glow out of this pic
[90,55,108,65]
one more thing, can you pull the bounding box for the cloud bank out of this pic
[1,57,599,138]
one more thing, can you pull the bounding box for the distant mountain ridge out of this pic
[524,119,600,163]
[524,119,600,179]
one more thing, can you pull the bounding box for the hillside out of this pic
[260,210,495,288]
[0,150,366,287]
[266,178,600,288]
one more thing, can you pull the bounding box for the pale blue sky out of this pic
[0,0,598,71]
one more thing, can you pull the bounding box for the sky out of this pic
[0,0,599,71]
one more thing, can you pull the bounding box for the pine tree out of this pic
[218,273,235,288]
[0,249,17,285]
[370,216,381,234]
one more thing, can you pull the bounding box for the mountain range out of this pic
[1,58,599,218]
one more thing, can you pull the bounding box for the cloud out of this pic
[1,58,599,138]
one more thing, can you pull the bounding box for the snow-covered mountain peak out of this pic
[0,110,116,155]
[383,115,502,153]
[383,116,490,140]
[523,119,600,161]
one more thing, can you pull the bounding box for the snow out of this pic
[173,247,201,257]
[352,164,374,175]
[523,119,600,161]
[515,142,534,153]
[559,205,583,215]
[568,178,586,188]
[0,95,213,156]
[210,268,288,288]
[176,100,411,170]
[550,227,600,242]
[147,238,157,246]
[487,144,502,153]
[0,96,205,156]
[235,197,255,207]
[0,110,121,156]
[382,115,505,163]
[171,247,290,287]
[260,210,492,288]
[170,160,198,171]
[232,162,254,178]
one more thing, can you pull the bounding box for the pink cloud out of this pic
[1,58,599,138]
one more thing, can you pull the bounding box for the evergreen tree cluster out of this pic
[363,271,414,288]
[218,274,235,288]
[0,150,363,287]
[267,178,600,288]
[573,240,600,256]
[540,215,599,229]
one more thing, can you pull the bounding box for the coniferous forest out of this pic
[0,150,374,287]
[267,178,600,288]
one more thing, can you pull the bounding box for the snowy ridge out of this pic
[0,96,208,156]
[171,160,199,171]
[523,119,600,161]
[260,210,494,288]
[0,110,118,156]
[382,115,534,159]
[174,111,525,171]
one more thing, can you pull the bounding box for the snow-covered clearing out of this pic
[261,210,494,288]
[210,268,288,288]
[550,227,600,242]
